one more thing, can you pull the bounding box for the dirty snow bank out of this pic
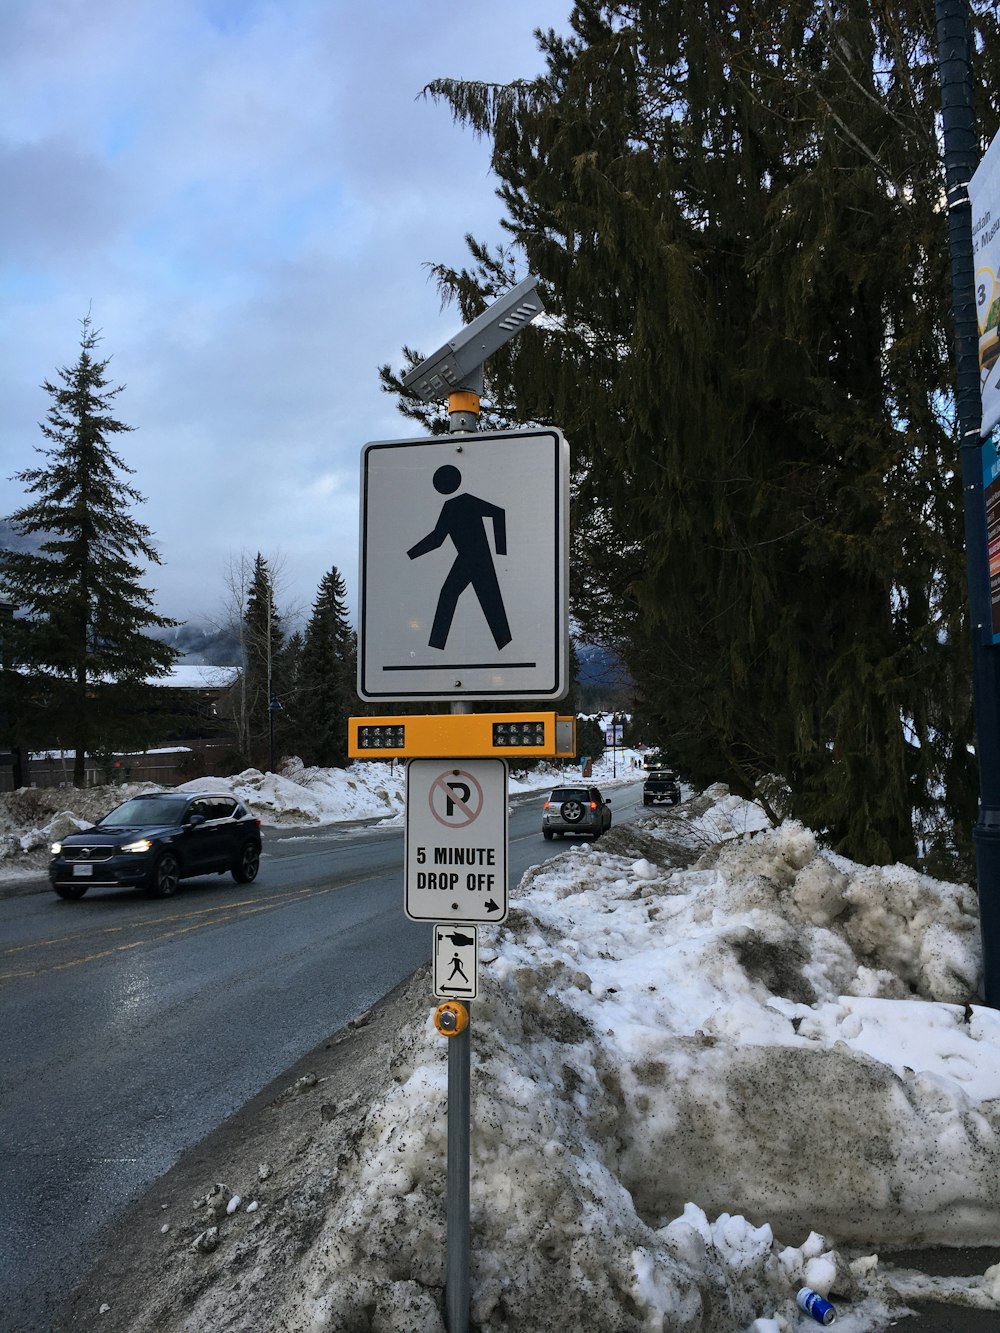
[216,789,997,1333]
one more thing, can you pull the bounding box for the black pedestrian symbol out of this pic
[406,465,512,651]
[447,954,469,983]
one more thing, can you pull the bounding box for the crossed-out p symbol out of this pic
[445,780,470,817]
[430,768,484,828]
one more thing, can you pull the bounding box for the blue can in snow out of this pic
[797,1287,837,1324]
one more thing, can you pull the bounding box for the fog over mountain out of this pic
[0,520,41,555]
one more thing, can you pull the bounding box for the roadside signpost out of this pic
[352,275,563,1333]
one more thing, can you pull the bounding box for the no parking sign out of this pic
[404,758,508,922]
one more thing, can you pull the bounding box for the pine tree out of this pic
[241,553,285,771]
[575,717,606,769]
[288,567,357,767]
[397,0,1000,866]
[0,316,178,785]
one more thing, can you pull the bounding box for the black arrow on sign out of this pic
[484,898,501,914]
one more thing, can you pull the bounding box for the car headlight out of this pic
[120,838,154,854]
[50,841,62,855]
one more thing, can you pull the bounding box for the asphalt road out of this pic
[0,778,647,1330]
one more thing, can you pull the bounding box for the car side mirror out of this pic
[187,813,207,827]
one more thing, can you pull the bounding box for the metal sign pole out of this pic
[378,277,546,1327]
[445,998,471,1333]
[445,388,477,1333]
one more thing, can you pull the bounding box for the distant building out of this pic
[1,664,241,792]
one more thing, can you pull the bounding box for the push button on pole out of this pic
[434,1000,469,1037]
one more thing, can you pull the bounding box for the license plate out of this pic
[72,863,93,877]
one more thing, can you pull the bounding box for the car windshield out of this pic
[99,797,186,828]
[549,789,590,802]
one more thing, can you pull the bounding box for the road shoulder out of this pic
[50,965,431,1333]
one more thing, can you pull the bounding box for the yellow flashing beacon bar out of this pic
[348,713,576,760]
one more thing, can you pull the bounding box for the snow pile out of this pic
[264,796,998,1332]
[0,781,165,866]
[177,758,409,827]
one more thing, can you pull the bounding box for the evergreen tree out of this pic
[575,717,606,769]
[0,316,177,785]
[289,566,357,767]
[240,553,285,770]
[393,0,1000,866]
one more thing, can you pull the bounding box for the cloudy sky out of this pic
[0,0,573,634]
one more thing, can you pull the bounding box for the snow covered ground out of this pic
[3,752,1000,1329]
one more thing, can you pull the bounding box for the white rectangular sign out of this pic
[432,923,478,1000]
[358,428,569,701]
[404,758,508,923]
[971,129,1000,438]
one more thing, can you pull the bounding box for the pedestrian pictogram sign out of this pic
[358,429,569,702]
[433,924,478,1000]
[404,758,508,922]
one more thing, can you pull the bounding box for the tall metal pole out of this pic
[393,278,543,1328]
[444,384,477,1333]
[445,998,471,1333]
[935,0,1000,1006]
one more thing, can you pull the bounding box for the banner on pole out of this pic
[970,130,1000,438]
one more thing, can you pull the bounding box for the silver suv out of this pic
[542,786,612,840]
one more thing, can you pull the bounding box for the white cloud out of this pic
[0,0,572,627]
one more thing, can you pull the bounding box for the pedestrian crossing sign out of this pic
[357,428,569,702]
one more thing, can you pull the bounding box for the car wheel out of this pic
[560,800,585,824]
[54,883,88,900]
[542,829,554,840]
[147,852,180,898]
[672,794,681,805]
[232,842,260,883]
[643,796,652,806]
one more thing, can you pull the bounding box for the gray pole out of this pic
[935,0,1000,1006]
[396,280,543,1328]
[445,387,476,1333]
[445,1000,471,1333]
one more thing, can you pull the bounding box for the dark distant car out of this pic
[643,769,681,807]
[542,786,612,840]
[49,791,262,900]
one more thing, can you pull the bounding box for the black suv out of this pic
[542,786,612,839]
[642,769,681,806]
[49,791,262,900]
